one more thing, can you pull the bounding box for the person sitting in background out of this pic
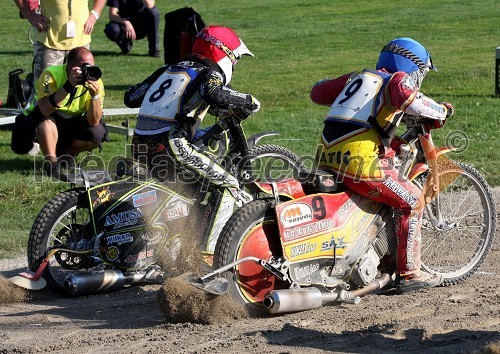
[13,0,105,81]
[104,0,160,57]
[11,47,109,179]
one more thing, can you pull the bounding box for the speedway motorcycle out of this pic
[190,114,497,314]
[10,113,306,295]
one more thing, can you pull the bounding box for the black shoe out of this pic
[44,161,61,178]
[118,38,133,54]
[44,161,69,182]
[148,50,161,58]
[396,271,443,294]
[57,154,76,170]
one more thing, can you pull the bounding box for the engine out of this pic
[350,247,381,286]
[350,216,396,287]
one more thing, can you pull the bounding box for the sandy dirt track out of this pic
[0,189,499,354]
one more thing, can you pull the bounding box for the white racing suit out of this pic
[125,56,259,254]
[125,55,259,189]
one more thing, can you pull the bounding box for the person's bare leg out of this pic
[66,140,98,155]
[36,119,58,163]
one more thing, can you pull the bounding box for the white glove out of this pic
[442,102,454,117]
[240,95,260,116]
[248,96,260,114]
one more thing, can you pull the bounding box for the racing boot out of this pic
[395,271,443,294]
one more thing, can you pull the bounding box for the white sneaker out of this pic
[28,142,40,156]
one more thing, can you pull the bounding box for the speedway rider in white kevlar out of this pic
[125,26,260,190]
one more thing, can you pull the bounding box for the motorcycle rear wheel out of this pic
[213,199,290,310]
[420,160,496,285]
[28,188,100,293]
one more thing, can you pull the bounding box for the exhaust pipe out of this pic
[264,287,324,314]
[264,273,392,314]
[64,270,126,296]
[64,267,165,296]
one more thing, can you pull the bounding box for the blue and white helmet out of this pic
[376,37,437,88]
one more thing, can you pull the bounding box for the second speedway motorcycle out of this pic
[10,112,306,295]
[190,114,497,314]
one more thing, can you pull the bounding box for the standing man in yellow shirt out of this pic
[14,0,106,81]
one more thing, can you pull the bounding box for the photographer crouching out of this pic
[11,47,109,180]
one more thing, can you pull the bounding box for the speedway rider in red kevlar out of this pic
[124,26,260,190]
[311,38,454,294]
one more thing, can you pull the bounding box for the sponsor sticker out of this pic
[321,237,336,251]
[106,246,119,261]
[280,202,313,228]
[165,201,190,221]
[293,262,320,280]
[104,208,144,230]
[106,232,133,246]
[337,194,360,219]
[383,177,418,208]
[322,178,335,187]
[93,186,115,207]
[132,190,158,207]
[290,242,318,258]
[320,235,348,253]
[283,218,334,242]
[124,249,154,263]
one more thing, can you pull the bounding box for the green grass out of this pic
[0,0,499,257]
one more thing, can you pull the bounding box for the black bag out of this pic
[11,112,36,155]
[5,68,34,109]
[163,7,205,65]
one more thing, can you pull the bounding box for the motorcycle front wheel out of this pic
[213,199,290,310]
[420,160,496,285]
[238,144,306,183]
[28,188,101,293]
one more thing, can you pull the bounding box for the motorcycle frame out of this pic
[206,115,459,288]
[59,117,285,272]
[400,116,458,231]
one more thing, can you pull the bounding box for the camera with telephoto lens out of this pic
[78,63,102,84]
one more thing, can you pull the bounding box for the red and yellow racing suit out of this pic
[311,69,451,276]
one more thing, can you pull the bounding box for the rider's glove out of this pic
[442,102,454,117]
[242,95,261,115]
[426,102,453,130]
[247,96,261,114]
[230,96,261,121]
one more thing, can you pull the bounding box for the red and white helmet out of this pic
[192,26,253,85]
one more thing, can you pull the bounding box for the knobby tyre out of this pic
[239,144,306,183]
[213,199,289,311]
[420,160,496,285]
[27,188,98,293]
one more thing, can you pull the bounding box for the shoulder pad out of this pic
[400,73,418,91]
